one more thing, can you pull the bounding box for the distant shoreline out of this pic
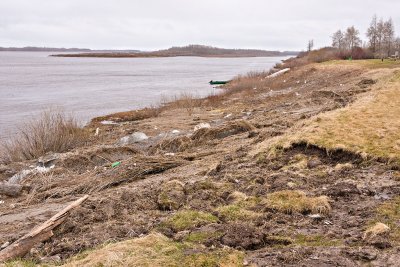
[51,44,299,58]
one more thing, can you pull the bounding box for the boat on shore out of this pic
[209,80,231,85]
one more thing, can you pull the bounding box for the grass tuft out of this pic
[264,190,331,214]
[0,110,88,163]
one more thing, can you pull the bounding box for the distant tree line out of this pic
[330,15,400,59]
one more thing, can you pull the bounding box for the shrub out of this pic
[0,110,88,163]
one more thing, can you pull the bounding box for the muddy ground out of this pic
[0,63,399,266]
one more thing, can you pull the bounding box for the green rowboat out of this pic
[209,80,231,85]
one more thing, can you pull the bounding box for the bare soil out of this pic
[1,63,399,266]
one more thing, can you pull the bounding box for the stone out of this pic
[307,158,322,169]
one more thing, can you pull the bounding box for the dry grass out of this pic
[264,190,331,214]
[192,120,255,142]
[363,222,390,240]
[91,106,161,123]
[371,197,400,243]
[161,92,202,116]
[62,233,244,267]
[0,110,88,163]
[258,69,400,164]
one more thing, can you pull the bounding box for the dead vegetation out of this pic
[91,107,161,124]
[0,110,88,163]
[2,60,400,266]
[264,190,331,214]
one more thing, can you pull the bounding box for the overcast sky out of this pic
[1,0,400,51]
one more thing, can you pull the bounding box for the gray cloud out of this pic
[1,0,400,50]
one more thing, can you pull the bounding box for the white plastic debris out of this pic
[171,130,180,134]
[165,153,175,156]
[118,132,149,145]
[0,200,4,204]
[194,122,211,131]
[267,68,290,78]
[95,127,100,136]
[224,114,232,119]
[100,120,118,125]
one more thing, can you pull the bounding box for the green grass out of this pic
[373,197,400,244]
[163,210,218,231]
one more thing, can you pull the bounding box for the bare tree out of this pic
[376,18,385,58]
[344,26,361,51]
[366,15,378,53]
[307,40,314,52]
[332,30,345,50]
[383,18,395,56]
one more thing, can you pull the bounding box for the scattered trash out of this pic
[224,113,232,119]
[171,130,180,134]
[194,122,211,131]
[95,127,100,136]
[164,153,175,156]
[0,200,4,204]
[100,120,118,125]
[309,214,323,220]
[111,161,121,168]
[324,220,333,225]
[295,92,301,96]
[118,132,149,145]
[374,193,390,200]
[267,68,290,78]
[0,241,10,250]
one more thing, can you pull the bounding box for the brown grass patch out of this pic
[91,106,161,123]
[0,110,88,163]
[264,190,331,214]
[192,120,255,142]
[257,68,400,164]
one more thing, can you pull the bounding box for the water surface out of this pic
[0,52,287,139]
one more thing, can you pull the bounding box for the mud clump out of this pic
[221,223,265,250]
[357,79,376,88]
[157,180,186,210]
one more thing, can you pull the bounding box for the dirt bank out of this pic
[1,60,400,266]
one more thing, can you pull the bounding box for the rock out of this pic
[307,158,322,169]
[37,153,59,168]
[326,182,360,197]
[118,132,149,145]
[40,255,61,264]
[345,247,378,261]
[194,122,211,132]
[8,169,32,184]
[157,180,186,210]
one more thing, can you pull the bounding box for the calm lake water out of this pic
[0,52,287,139]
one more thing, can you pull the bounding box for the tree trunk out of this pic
[0,195,88,262]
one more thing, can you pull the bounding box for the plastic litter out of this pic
[112,161,121,168]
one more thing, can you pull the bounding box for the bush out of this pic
[0,110,88,163]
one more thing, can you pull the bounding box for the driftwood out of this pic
[0,195,88,262]
[0,182,24,197]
